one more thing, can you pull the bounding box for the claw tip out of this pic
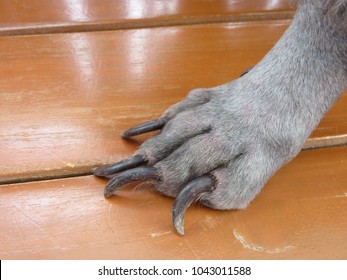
[121,131,130,139]
[92,167,102,176]
[173,215,185,235]
[103,189,113,198]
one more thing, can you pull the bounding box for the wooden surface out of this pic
[0,0,294,36]
[1,20,347,184]
[1,146,347,259]
[1,1,347,260]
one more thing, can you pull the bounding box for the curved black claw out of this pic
[121,118,167,138]
[104,167,160,198]
[172,175,215,235]
[239,66,253,77]
[92,155,147,178]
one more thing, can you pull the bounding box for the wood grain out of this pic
[1,20,346,184]
[0,0,295,36]
[1,146,346,259]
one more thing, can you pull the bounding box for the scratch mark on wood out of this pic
[233,229,291,254]
[331,192,347,198]
[149,231,172,238]
[106,203,116,235]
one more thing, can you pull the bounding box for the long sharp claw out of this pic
[172,175,215,235]
[121,118,167,138]
[104,167,160,198]
[92,155,147,178]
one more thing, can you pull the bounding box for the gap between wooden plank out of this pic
[1,137,346,186]
[0,11,294,36]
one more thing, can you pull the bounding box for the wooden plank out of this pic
[0,0,295,36]
[1,146,346,259]
[0,20,346,183]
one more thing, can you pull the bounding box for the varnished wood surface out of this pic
[1,1,346,262]
[1,146,346,259]
[1,20,346,184]
[0,0,294,36]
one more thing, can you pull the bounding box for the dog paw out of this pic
[93,69,310,234]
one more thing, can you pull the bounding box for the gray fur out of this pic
[135,0,347,209]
